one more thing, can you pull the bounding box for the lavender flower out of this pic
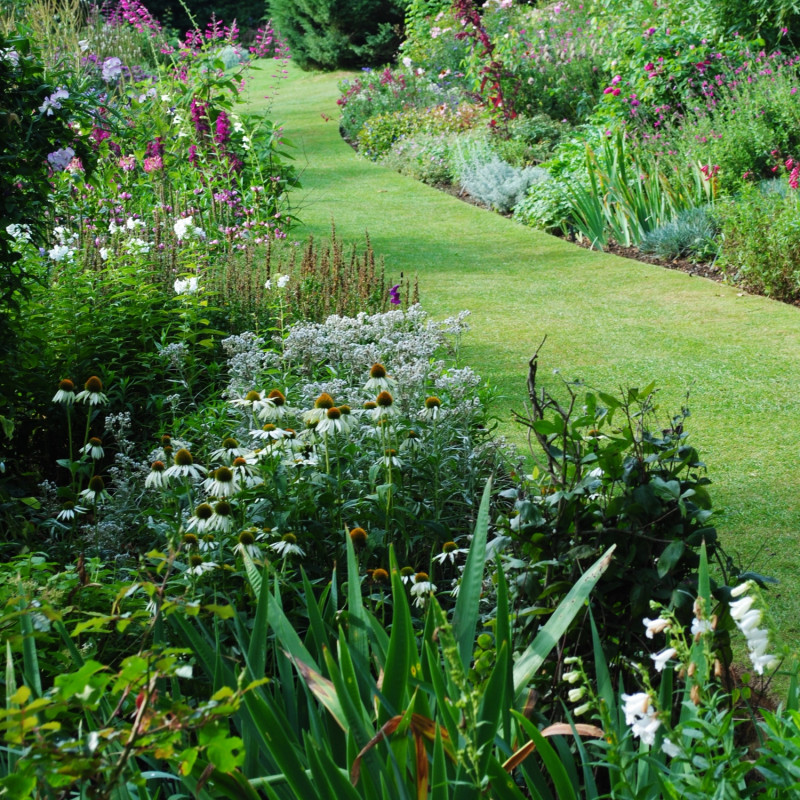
[101,57,123,82]
[39,87,69,116]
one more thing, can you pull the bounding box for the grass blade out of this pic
[513,546,615,698]
[452,477,492,671]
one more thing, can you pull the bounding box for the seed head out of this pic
[369,363,387,379]
[349,527,367,546]
[376,391,393,407]
[314,393,335,409]
[174,448,194,466]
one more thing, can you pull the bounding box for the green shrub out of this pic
[640,205,719,261]
[491,113,569,167]
[268,0,406,70]
[338,67,459,142]
[513,175,574,233]
[505,364,734,674]
[717,183,800,301]
[453,140,550,214]
[380,132,458,185]
[356,101,480,160]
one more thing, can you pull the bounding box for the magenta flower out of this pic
[214,111,231,145]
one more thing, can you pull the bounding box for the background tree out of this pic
[266,0,406,70]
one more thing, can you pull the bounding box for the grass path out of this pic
[247,63,800,633]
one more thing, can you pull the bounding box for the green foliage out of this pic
[453,140,551,214]
[561,133,712,249]
[338,67,460,144]
[0,28,96,325]
[639,205,719,261]
[164,488,615,799]
[512,176,575,233]
[716,182,800,301]
[508,358,732,677]
[267,0,406,71]
[356,102,480,160]
[491,114,569,168]
[380,132,459,185]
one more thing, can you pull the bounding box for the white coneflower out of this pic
[348,527,368,548]
[203,466,239,497]
[250,423,289,441]
[79,475,110,505]
[364,363,396,393]
[382,449,402,469]
[182,532,200,549]
[82,437,104,460]
[164,448,207,481]
[400,429,423,453]
[433,541,468,565]
[52,378,76,405]
[233,528,261,558]
[210,437,251,463]
[257,389,292,422]
[302,393,335,425]
[186,554,217,576]
[371,568,389,585]
[400,566,416,585]
[270,532,305,558]
[230,389,264,408]
[186,503,215,534]
[198,533,217,552]
[210,500,234,533]
[231,456,262,488]
[421,396,442,421]
[372,391,397,420]
[145,460,168,489]
[316,406,346,436]
[75,376,108,406]
[56,501,88,521]
[410,572,437,608]
[621,692,661,746]
[337,404,356,433]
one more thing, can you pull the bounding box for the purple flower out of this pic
[39,87,69,116]
[47,147,76,171]
[101,57,123,82]
[389,284,401,305]
[214,111,231,145]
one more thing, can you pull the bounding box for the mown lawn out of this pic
[246,62,800,635]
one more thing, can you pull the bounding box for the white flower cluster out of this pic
[173,215,205,241]
[621,692,660,746]
[729,581,779,675]
[220,333,280,396]
[48,225,78,262]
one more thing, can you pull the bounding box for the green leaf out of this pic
[453,477,492,670]
[207,735,245,773]
[380,548,413,722]
[246,562,271,681]
[345,527,369,671]
[513,546,615,698]
[512,713,577,800]
[656,540,685,579]
[20,607,42,697]
[476,640,509,776]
